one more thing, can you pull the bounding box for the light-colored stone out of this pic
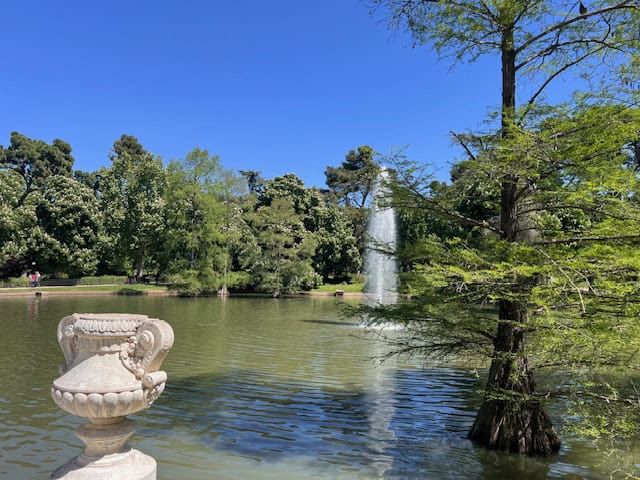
[50,313,174,480]
[51,447,156,480]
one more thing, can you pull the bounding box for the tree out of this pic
[29,176,101,277]
[243,198,320,295]
[100,135,165,279]
[0,132,74,207]
[371,0,640,456]
[73,170,101,192]
[325,146,381,258]
[161,148,239,294]
[313,203,362,280]
[325,145,379,209]
[0,169,36,276]
[239,169,265,195]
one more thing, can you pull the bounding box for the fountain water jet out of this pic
[364,169,398,306]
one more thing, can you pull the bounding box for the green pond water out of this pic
[0,295,626,479]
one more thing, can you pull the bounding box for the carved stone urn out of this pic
[50,313,174,480]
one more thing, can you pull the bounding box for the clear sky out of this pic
[0,0,508,187]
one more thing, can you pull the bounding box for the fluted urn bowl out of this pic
[51,313,174,422]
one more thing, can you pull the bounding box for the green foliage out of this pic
[372,1,640,105]
[30,176,101,276]
[1,131,74,206]
[325,145,381,257]
[167,269,252,296]
[311,281,364,293]
[239,169,264,194]
[0,135,364,296]
[313,203,362,280]
[100,134,166,278]
[371,0,640,457]
[223,270,252,290]
[0,277,30,288]
[160,149,230,274]
[115,287,146,296]
[325,145,380,208]
[167,270,211,297]
[242,197,320,294]
[376,104,640,460]
[564,377,640,478]
[0,169,36,275]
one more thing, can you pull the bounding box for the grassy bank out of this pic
[0,282,365,297]
[0,284,171,296]
[310,282,364,293]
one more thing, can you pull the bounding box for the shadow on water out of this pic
[135,367,567,480]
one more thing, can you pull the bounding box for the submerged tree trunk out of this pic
[468,300,561,456]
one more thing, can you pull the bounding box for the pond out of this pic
[0,295,621,479]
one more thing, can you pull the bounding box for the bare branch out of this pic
[519,45,609,123]
[450,131,478,161]
[514,1,639,56]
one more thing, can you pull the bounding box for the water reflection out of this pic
[139,367,482,479]
[0,296,624,479]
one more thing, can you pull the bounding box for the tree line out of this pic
[0,133,380,296]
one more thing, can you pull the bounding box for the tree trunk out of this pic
[468,301,561,456]
[468,146,562,458]
[468,25,561,456]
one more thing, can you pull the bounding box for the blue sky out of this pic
[0,1,508,187]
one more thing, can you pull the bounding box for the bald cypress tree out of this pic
[370,0,640,456]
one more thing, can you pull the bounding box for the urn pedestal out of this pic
[50,313,174,480]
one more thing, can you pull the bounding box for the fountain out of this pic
[361,170,399,477]
[364,168,398,306]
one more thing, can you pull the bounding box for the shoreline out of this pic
[0,287,367,299]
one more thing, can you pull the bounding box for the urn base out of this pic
[51,447,156,480]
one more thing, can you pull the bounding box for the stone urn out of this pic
[50,313,174,480]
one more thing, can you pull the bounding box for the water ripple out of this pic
[0,296,626,480]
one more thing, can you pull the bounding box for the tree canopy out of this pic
[0,132,74,207]
[371,0,640,457]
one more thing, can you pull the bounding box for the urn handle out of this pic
[57,314,78,373]
[134,319,174,377]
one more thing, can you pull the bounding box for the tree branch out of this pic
[519,45,609,124]
[514,1,639,55]
[533,234,640,245]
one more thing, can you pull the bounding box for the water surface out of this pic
[0,295,621,479]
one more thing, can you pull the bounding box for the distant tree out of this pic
[325,145,379,209]
[0,170,36,276]
[112,134,146,157]
[0,132,74,206]
[313,203,361,280]
[243,198,320,295]
[258,173,326,230]
[253,173,362,281]
[239,169,265,194]
[29,176,101,277]
[73,170,101,192]
[161,148,239,293]
[100,134,165,279]
[259,173,313,208]
[325,146,380,256]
